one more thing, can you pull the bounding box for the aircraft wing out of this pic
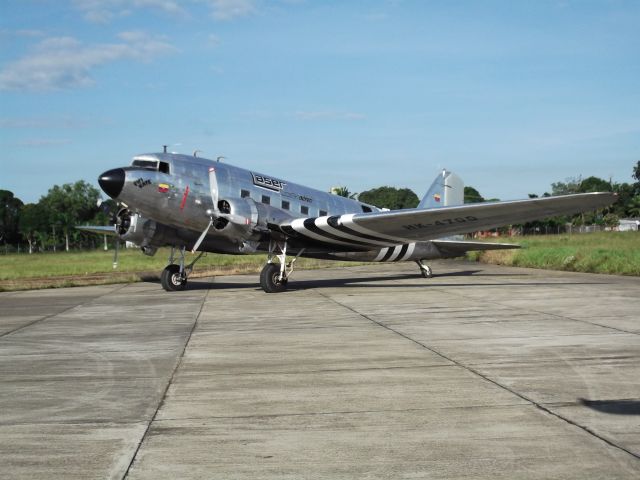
[76,225,118,236]
[274,192,616,248]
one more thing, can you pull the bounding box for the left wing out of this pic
[76,225,118,236]
[274,192,615,248]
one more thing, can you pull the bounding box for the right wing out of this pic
[273,192,615,249]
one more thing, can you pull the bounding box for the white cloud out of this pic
[205,0,256,20]
[73,0,186,23]
[73,0,256,23]
[0,32,177,92]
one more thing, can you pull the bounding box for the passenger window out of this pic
[281,200,290,210]
[261,195,271,205]
[301,205,309,215]
[319,210,327,216]
[241,189,250,198]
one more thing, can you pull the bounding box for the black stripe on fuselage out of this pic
[276,223,370,252]
[380,246,397,262]
[327,216,399,244]
[392,244,409,261]
[302,218,378,247]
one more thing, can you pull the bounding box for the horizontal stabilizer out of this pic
[431,239,520,256]
[76,225,118,236]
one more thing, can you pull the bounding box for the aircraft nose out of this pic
[98,168,125,199]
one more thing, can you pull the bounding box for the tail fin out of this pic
[418,170,464,209]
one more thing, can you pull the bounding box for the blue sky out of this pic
[1,0,639,203]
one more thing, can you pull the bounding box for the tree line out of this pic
[2,161,639,253]
[0,181,108,253]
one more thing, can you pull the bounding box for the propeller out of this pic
[97,198,122,269]
[113,236,120,269]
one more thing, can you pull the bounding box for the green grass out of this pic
[2,232,637,291]
[0,248,365,291]
[1,247,353,280]
[466,232,640,276]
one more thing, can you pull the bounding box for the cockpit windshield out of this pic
[131,158,170,174]
[131,159,158,170]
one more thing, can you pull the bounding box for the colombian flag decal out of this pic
[158,183,169,193]
[433,193,441,202]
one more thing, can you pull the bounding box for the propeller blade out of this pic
[113,237,120,269]
[192,218,213,253]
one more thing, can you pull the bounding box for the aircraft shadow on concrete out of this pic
[579,398,640,415]
[182,271,607,291]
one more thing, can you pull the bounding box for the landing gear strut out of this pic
[161,246,204,291]
[260,240,304,293]
[416,260,433,278]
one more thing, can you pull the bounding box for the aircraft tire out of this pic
[161,264,187,291]
[260,263,287,293]
[420,268,433,278]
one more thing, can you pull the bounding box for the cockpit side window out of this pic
[159,161,170,174]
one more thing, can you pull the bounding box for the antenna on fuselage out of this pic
[193,150,202,157]
[163,145,168,153]
[217,156,225,162]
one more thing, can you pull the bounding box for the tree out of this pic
[0,190,24,245]
[603,213,619,228]
[578,176,612,193]
[40,181,101,251]
[633,160,640,183]
[551,177,581,196]
[463,186,484,203]
[331,186,357,199]
[627,196,640,217]
[612,183,635,217]
[18,203,46,254]
[357,186,419,210]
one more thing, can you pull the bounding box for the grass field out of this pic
[466,231,640,276]
[1,232,638,291]
[0,248,358,291]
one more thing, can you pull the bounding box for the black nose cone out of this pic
[98,168,125,199]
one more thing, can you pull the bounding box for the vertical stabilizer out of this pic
[418,170,464,209]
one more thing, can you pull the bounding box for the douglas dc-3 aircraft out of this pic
[80,151,616,293]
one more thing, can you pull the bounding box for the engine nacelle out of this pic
[213,197,259,240]
[116,208,179,254]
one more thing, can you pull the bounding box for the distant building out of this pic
[618,219,640,232]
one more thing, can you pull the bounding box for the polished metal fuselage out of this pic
[113,152,444,261]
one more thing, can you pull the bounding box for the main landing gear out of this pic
[416,260,433,278]
[260,240,305,293]
[161,246,204,291]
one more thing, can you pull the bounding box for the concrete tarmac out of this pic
[1,261,639,479]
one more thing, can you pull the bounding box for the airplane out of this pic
[79,150,616,293]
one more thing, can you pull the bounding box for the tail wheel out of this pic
[161,264,187,291]
[260,263,287,293]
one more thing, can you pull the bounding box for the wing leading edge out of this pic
[275,192,616,248]
[76,225,118,236]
